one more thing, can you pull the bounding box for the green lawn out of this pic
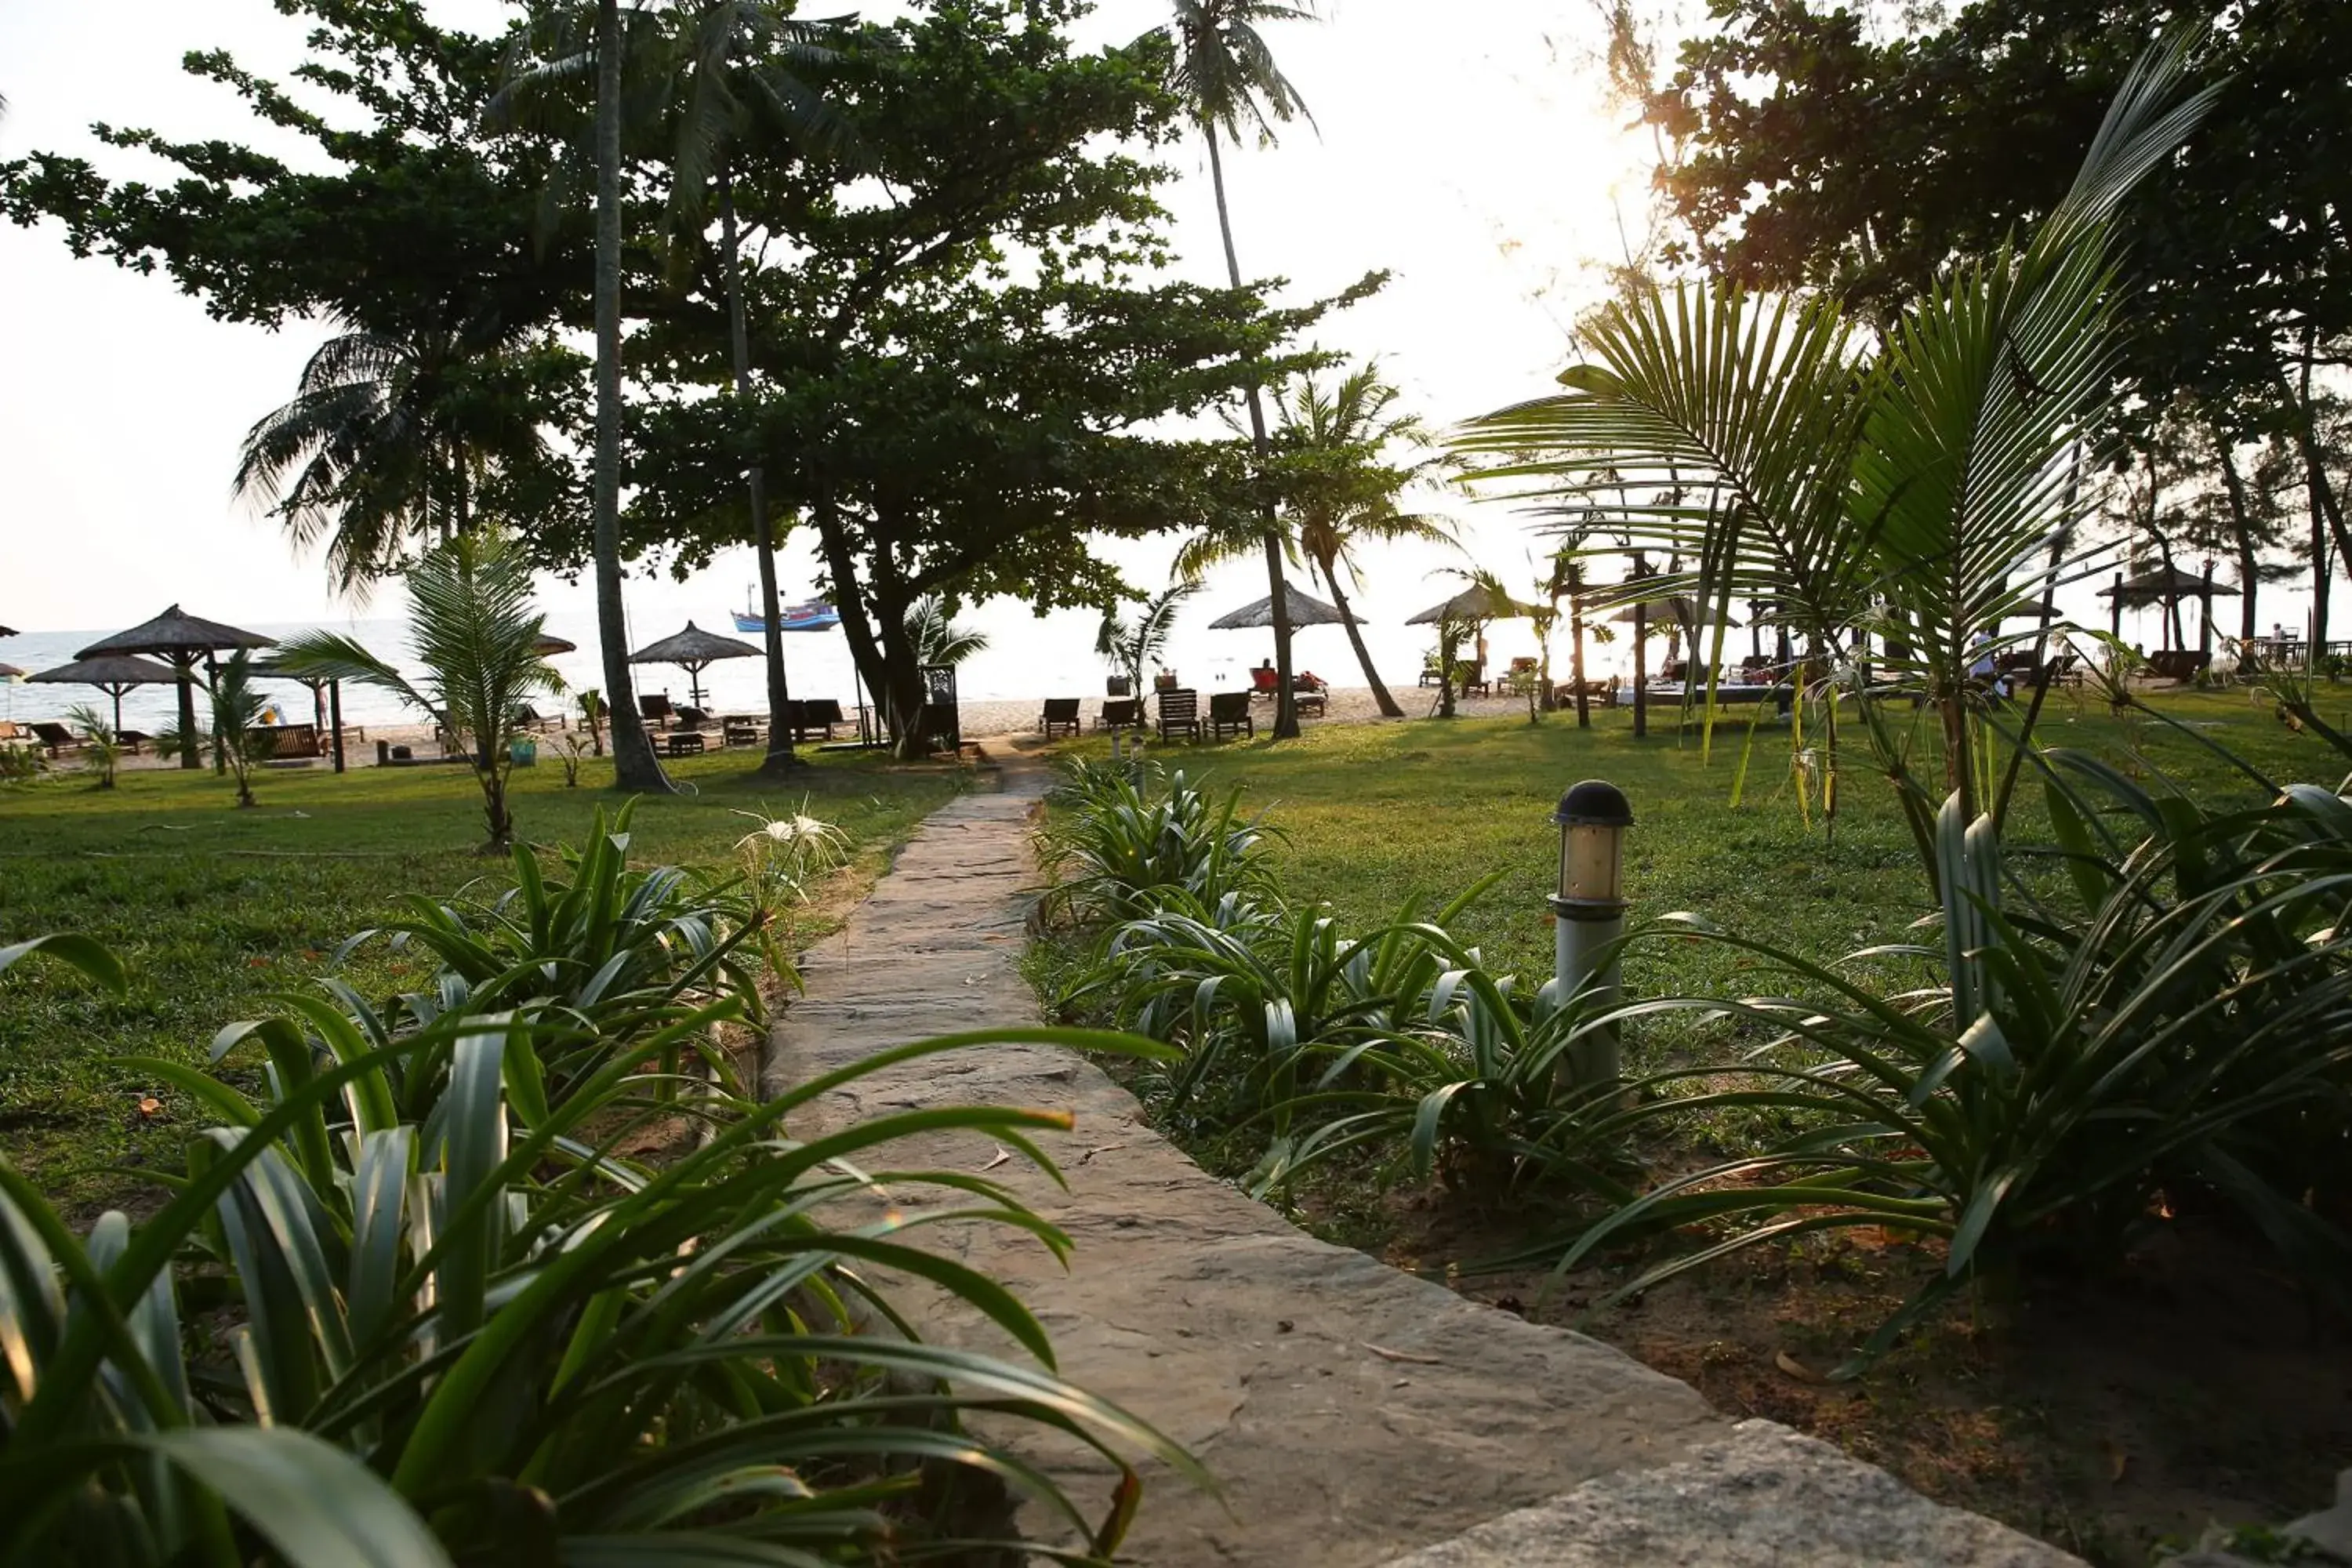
[0,748,966,1209]
[1057,687,2331,1040]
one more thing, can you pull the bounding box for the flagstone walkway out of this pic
[761,745,2077,1567]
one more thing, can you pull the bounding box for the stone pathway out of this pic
[762,746,2078,1566]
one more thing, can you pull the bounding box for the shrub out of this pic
[1036,762,1280,924]
[2,937,1201,1563]
[1533,775,2352,1369]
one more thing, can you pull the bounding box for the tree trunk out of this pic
[1323,565,1399,717]
[1205,129,1295,739]
[593,0,671,795]
[2217,441,2262,647]
[2281,338,2352,658]
[1570,596,1591,729]
[812,493,893,743]
[175,656,201,769]
[718,171,800,775]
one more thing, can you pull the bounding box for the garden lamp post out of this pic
[1551,778,1633,1089]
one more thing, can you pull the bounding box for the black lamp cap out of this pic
[1553,779,1634,829]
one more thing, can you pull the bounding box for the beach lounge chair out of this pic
[1155,688,1202,743]
[1039,697,1082,738]
[1207,690,1254,740]
[1459,660,1491,698]
[1292,673,1328,716]
[514,702,564,733]
[1095,698,1144,730]
[1419,655,1443,687]
[640,693,676,730]
[721,716,764,749]
[664,731,706,757]
[118,730,153,754]
[31,722,83,757]
[783,699,845,742]
[677,706,713,730]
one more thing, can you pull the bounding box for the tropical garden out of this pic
[4,0,2352,1563]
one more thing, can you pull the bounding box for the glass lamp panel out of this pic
[1563,823,1624,904]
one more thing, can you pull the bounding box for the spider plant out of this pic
[2,945,1205,1564]
[1036,766,1281,924]
[325,803,773,1113]
[1526,776,2352,1371]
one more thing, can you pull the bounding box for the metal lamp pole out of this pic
[1550,779,1633,1090]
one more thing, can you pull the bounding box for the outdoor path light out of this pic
[1551,779,1632,1090]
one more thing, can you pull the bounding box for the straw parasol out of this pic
[78,605,275,769]
[1207,580,1347,630]
[30,653,181,735]
[0,625,16,638]
[1405,583,1533,626]
[1606,596,1737,631]
[533,633,578,656]
[630,620,760,709]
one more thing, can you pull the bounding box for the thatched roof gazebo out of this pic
[630,621,759,710]
[29,653,180,736]
[2096,562,2238,649]
[79,605,275,768]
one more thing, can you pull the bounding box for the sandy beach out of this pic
[32,683,1556,776]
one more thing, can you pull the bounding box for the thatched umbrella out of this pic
[30,654,181,736]
[1207,580,1347,630]
[1404,583,1533,626]
[79,605,274,769]
[1606,596,1737,631]
[0,625,17,638]
[630,620,760,710]
[532,633,578,656]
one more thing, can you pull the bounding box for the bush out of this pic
[1036,761,1279,924]
[2,861,1203,1561]
[1534,771,2352,1369]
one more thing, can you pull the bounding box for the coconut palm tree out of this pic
[235,322,561,593]
[1163,0,1317,738]
[489,2,673,794]
[1180,362,1457,715]
[276,532,561,849]
[1455,34,2216,863]
[647,2,864,775]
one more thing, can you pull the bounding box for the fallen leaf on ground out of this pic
[982,1145,1011,1171]
[1774,1349,1826,1383]
[1363,1343,1444,1366]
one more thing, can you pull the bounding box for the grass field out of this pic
[0,747,966,1209]
[1051,685,2332,1058]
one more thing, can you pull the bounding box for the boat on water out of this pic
[732,589,841,634]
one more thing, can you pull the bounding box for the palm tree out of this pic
[1455,35,2216,863]
[235,323,556,592]
[1164,0,1317,739]
[490,2,673,794]
[276,532,561,849]
[903,595,988,667]
[1096,580,1200,695]
[648,2,863,775]
[1183,362,1455,716]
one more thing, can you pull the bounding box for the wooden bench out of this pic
[664,731,707,757]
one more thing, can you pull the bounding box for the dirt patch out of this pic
[1319,1181,2350,1566]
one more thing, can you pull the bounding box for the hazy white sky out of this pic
[0,0,1657,645]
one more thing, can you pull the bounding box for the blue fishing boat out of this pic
[732,588,841,634]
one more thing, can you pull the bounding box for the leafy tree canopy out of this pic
[1647,0,2352,436]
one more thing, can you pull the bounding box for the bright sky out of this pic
[0,0,1659,655]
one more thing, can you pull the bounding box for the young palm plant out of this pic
[208,650,269,808]
[1453,34,2221,868]
[902,593,989,667]
[1097,580,1200,695]
[62,702,123,789]
[275,532,560,849]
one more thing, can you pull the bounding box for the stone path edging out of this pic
[762,749,2078,1566]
